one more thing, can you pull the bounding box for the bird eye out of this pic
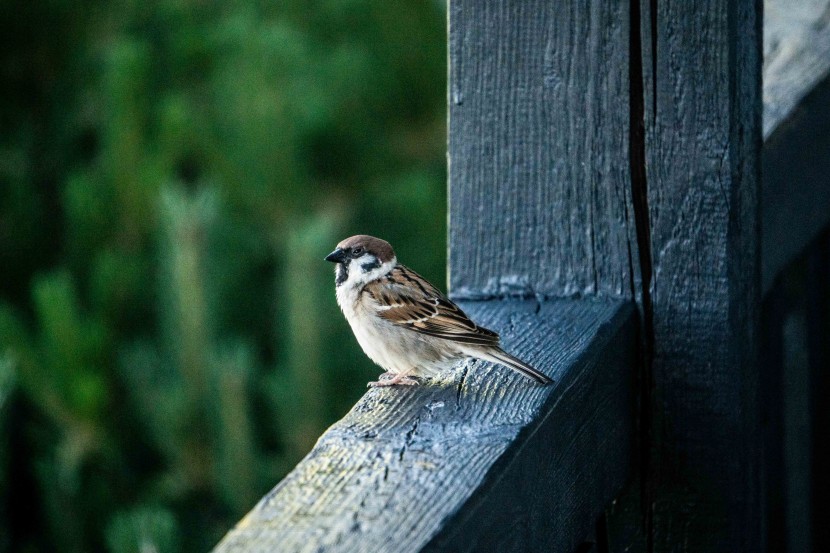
[352,247,364,257]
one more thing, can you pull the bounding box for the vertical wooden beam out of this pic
[448,0,634,300]
[641,0,763,551]
[450,0,762,549]
[448,2,640,549]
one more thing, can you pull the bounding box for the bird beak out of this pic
[324,248,347,263]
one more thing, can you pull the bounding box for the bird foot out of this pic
[367,372,420,387]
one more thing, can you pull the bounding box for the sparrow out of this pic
[324,235,552,387]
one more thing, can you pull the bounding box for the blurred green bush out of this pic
[0,1,446,551]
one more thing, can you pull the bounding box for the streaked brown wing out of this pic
[363,265,499,347]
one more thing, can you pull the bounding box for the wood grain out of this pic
[448,0,637,300]
[213,300,635,553]
[641,0,762,551]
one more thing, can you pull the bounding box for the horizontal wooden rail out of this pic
[213,299,635,552]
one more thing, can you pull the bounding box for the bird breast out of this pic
[336,283,460,376]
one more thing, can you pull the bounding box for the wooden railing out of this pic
[215,300,635,552]
[214,1,830,551]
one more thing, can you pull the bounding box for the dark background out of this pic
[0,1,447,551]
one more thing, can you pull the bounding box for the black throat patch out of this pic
[335,263,348,286]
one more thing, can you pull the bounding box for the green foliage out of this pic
[105,507,179,553]
[0,1,446,551]
[0,353,14,553]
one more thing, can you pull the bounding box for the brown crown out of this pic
[337,235,396,263]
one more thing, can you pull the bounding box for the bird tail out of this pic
[480,347,553,385]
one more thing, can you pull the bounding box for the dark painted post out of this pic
[448,0,635,300]
[639,1,763,551]
[449,0,762,551]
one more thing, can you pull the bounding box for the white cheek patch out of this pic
[345,255,397,288]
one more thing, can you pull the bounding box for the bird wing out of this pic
[362,265,500,347]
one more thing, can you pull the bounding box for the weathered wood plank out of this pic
[640,0,762,551]
[213,299,635,553]
[448,0,636,299]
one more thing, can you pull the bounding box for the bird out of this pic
[324,234,553,387]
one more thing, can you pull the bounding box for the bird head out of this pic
[325,235,396,287]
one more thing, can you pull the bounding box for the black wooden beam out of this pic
[640,0,763,551]
[446,4,644,549]
[448,0,636,300]
[213,300,636,553]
